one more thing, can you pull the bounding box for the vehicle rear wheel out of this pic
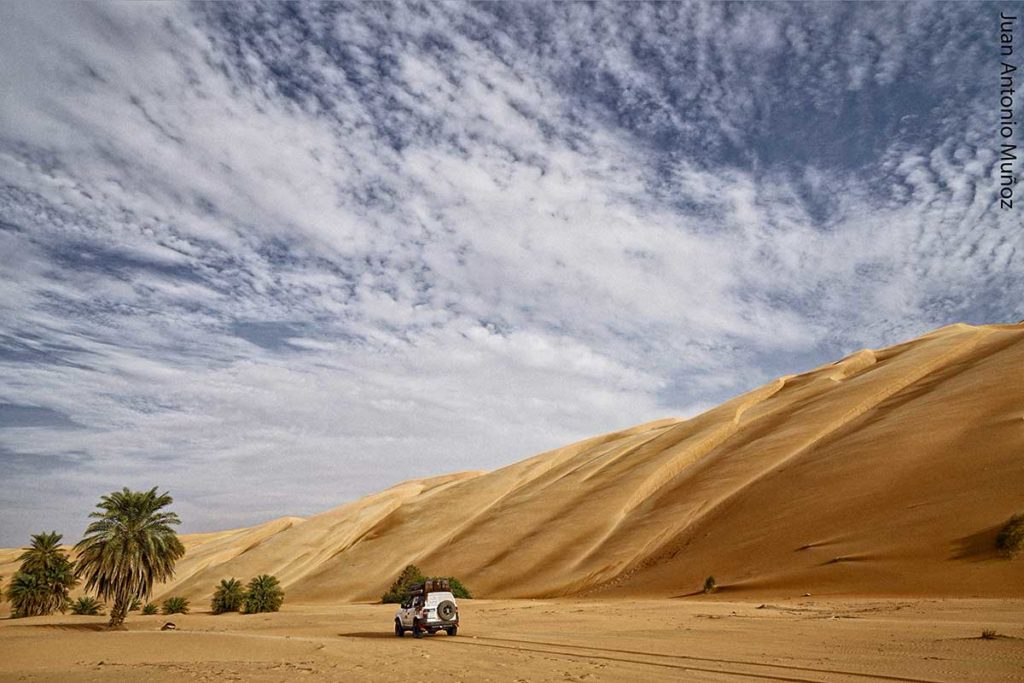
[413,619,423,639]
[446,625,458,636]
[436,600,457,622]
[395,619,404,637]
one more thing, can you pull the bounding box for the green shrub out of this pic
[161,596,190,615]
[243,575,284,614]
[141,602,159,615]
[996,514,1024,558]
[381,564,424,604]
[70,596,104,615]
[211,578,245,614]
[444,576,473,599]
[703,576,717,594]
[128,598,141,611]
[380,565,473,603]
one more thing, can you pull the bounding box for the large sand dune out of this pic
[4,322,1023,606]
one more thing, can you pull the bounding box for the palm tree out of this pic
[161,596,190,615]
[243,574,285,614]
[69,596,104,615]
[211,578,245,614]
[74,487,185,628]
[6,532,77,617]
[7,571,47,617]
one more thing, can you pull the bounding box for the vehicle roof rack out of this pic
[407,578,450,596]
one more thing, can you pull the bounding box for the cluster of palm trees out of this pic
[4,531,77,618]
[211,575,285,614]
[3,487,185,628]
[1,487,289,626]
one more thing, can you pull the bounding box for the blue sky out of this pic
[0,2,1020,545]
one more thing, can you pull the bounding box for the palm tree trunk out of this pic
[107,593,129,628]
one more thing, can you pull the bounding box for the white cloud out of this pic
[0,1,1019,544]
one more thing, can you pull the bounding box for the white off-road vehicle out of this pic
[394,579,459,638]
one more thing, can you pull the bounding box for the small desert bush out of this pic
[446,576,473,599]
[141,602,159,615]
[381,565,473,603]
[703,576,717,594]
[211,578,245,614]
[161,596,190,615]
[128,598,141,611]
[70,596,104,615]
[981,629,1000,640]
[243,575,284,614]
[382,564,424,603]
[996,514,1024,558]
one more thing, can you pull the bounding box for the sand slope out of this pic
[4,322,1022,605]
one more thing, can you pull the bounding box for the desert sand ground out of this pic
[2,598,1022,682]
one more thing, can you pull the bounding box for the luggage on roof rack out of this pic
[408,578,450,596]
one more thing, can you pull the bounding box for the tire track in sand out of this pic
[433,634,948,683]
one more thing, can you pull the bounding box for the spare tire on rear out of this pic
[436,600,456,622]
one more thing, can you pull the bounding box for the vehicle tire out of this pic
[395,619,404,637]
[413,619,423,639]
[436,600,457,622]
[446,625,458,637]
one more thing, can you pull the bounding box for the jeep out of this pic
[394,578,459,638]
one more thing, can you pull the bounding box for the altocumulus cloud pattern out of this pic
[0,2,1020,543]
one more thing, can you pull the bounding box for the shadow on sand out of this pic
[670,584,739,599]
[951,525,1004,561]
[20,622,108,632]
